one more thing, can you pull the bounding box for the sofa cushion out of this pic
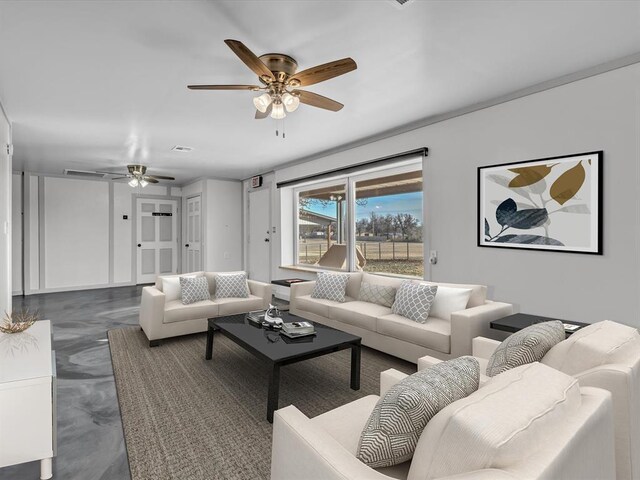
[391,282,438,324]
[295,294,353,318]
[312,272,350,303]
[164,299,218,324]
[345,272,364,300]
[180,276,211,305]
[486,321,565,377]
[156,271,204,292]
[203,272,216,295]
[330,301,392,332]
[358,282,397,308]
[421,281,487,308]
[357,357,480,468]
[429,286,473,322]
[215,295,264,316]
[362,272,404,289]
[542,320,640,375]
[408,363,581,480]
[215,272,250,299]
[377,314,451,354]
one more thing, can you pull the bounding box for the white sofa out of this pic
[421,320,640,480]
[271,362,616,480]
[139,271,271,347]
[290,272,513,363]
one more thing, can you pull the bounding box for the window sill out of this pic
[278,264,424,281]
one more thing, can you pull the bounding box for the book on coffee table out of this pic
[282,321,314,335]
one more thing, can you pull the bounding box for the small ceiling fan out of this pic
[98,165,175,188]
[188,39,357,120]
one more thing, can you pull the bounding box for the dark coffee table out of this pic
[491,313,589,337]
[205,312,362,423]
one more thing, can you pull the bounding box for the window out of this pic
[295,163,423,277]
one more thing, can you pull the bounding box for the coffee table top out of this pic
[491,313,589,335]
[208,312,361,363]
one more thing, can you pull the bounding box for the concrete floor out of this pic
[2,286,143,480]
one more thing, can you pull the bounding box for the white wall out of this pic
[205,179,242,271]
[266,63,640,325]
[11,173,22,294]
[44,177,110,289]
[0,105,11,316]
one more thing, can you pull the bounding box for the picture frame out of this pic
[478,151,603,254]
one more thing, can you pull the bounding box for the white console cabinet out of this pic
[0,320,57,479]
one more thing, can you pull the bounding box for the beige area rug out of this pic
[108,327,415,480]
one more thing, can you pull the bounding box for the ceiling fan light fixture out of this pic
[253,93,272,113]
[139,179,149,188]
[282,92,300,112]
[128,178,139,188]
[270,102,286,119]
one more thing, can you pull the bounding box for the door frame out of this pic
[247,183,272,282]
[131,194,182,284]
[184,193,203,273]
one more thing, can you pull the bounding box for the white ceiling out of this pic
[1,0,639,184]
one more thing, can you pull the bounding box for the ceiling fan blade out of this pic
[255,103,273,119]
[94,170,123,175]
[295,90,344,112]
[224,39,275,81]
[288,58,356,87]
[143,177,159,184]
[187,84,261,90]
[110,176,129,180]
[146,175,175,180]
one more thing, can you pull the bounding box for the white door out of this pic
[186,195,202,272]
[248,188,271,282]
[136,198,178,284]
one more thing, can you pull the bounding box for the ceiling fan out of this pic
[98,165,175,188]
[188,39,357,120]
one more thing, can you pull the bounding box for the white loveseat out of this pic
[290,272,513,363]
[271,362,616,480]
[421,320,640,480]
[139,271,271,347]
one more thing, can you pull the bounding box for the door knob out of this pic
[264,238,270,242]
[137,244,141,247]
[185,244,190,247]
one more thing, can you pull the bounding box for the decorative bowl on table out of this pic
[0,309,39,334]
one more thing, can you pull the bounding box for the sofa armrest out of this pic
[271,405,395,480]
[290,280,316,308]
[418,355,443,371]
[139,286,166,341]
[450,301,513,358]
[435,470,520,480]
[472,337,501,360]
[247,280,272,309]
[380,368,408,396]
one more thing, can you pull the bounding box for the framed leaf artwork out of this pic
[478,151,603,254]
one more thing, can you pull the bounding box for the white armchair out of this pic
[271,363,616,480]
[443,320,640,480]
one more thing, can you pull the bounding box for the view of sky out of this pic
[304,191,423,222]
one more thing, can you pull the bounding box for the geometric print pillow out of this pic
[391,281,438,323]
[486,320,565,377]
[180,276,211,305]
[311,272,350,303]
[358,282,397,308]
[214,272,250,299]
[357,356,480,468]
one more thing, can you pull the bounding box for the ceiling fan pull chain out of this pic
[283,117,286,139]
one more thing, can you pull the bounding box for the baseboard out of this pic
[11,290,23,297]
[25,281,136,296]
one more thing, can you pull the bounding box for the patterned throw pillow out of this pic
[214,272,250,299]
[180,276,211,305]
[486,320,565,377]
[391,281,438,323]
[357,356,480,468]
[358,283,396,308]
[311,272,350,303]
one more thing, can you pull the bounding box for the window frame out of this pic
[293,158,423,275]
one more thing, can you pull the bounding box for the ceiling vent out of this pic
[63,169,106,178]
[389,0,413,6]
[172,145,193,152]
